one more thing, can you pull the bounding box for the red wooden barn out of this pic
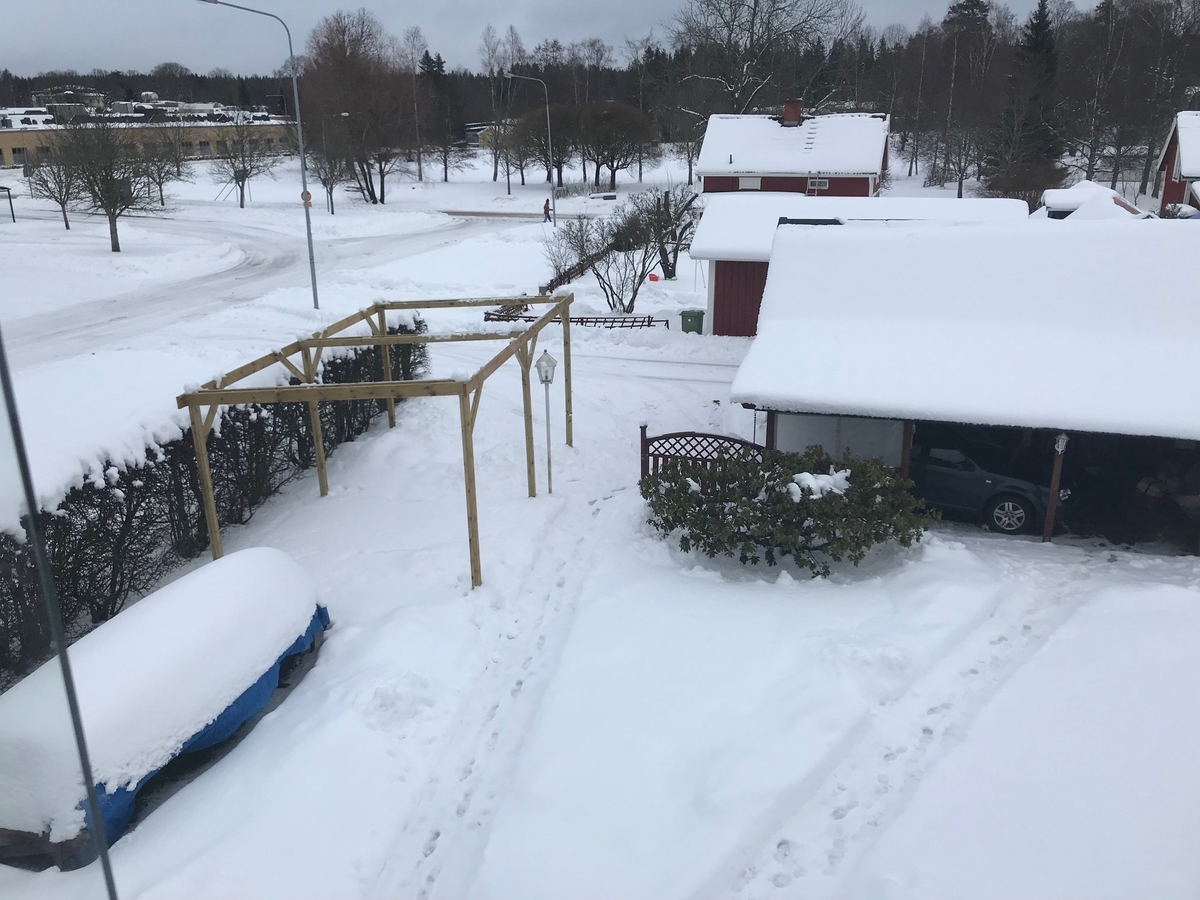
[689,195,1028,338]
[695,103,890,197]
[691,106,889,338]
[1155,111,1200,216]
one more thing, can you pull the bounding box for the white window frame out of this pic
[809,177,830,190]
[738,176,761,190]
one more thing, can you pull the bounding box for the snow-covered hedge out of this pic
[0,325,426,683]
[640,446,931,576]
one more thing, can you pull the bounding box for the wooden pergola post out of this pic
[187,402,223,560]
[515,341,538,498]
[459,387,483,587]
[1042,433,1069,543]
[561,299,574,447]
[377,310,396,428]
[301,346,329,497]
[177,294,577,589]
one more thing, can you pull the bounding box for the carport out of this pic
[731,220,1200,550]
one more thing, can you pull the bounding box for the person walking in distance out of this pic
[543,198,552,223]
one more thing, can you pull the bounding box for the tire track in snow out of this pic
[694,542,1118,900]
[368,492,626,900]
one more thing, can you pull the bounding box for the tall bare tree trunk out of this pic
[909,33,928,178]
[943,34,959,187]
[107,213,121,252]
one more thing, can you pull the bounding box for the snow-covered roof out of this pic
[1040,181,1149,218]
[689,193,1030,261]
[696,113,889,178]
[731,221,1200,440]
[1156,110,1200,179]
[1041,180,1119,210]
[0,108,55,129]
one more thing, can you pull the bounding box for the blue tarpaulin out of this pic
[88,605,330,846]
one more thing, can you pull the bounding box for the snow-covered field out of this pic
[1,152,1199,900]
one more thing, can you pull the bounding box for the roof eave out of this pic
[695,170,881,179]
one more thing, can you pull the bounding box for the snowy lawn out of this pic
[840,582,1200,900]
[0,208,243,319]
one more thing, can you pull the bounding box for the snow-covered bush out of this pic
[640,446,932,576]
[0,323,428,684]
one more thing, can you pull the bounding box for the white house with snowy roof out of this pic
[1155,110,1200,215]
[696,103,889,197]
[689,194,1029,336]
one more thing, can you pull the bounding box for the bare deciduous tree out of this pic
[209,118,280,208]
[58,117,158,252]
[398,26,428,181]
[479,24,505,182]
[670,0,863,113]
[579,101,658,189]
[141,134,188,206]
[27,142,83,229]
[628,186,702,279]
[550,195,662,312]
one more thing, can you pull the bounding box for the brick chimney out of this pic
[782,100,804,126]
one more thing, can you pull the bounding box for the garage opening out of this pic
[910,422,1200,552]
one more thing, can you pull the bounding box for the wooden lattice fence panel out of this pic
[639,426,765,491]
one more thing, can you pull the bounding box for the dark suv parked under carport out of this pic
[909,424,1069,535]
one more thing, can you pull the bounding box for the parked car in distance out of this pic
[909,423,1070,535]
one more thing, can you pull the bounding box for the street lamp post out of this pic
[535,351,557,493]
[196,0,320,309]
[504,72,555,226]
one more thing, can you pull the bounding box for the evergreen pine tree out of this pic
[418,50,446,77]
[1016,0,1061,161]
[983,0,1065,200]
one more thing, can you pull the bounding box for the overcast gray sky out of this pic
[1,0,1051,79]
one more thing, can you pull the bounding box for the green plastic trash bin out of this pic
[680,309,705,334]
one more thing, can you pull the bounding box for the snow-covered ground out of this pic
[0,153,704,523]
[1,151,1199,899]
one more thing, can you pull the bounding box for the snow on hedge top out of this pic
[696,113,889,178]
[731,220,1200,440]
[0,547,319,840]
[689,193,1030,261]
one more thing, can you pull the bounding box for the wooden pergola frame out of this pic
[176,294,574,587]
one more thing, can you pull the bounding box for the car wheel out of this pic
[984,494,1032,534]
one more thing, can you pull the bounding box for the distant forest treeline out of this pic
[3,0,1199,200]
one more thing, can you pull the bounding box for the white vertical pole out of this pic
[544,381,553,494]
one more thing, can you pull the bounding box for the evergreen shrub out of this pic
[640,446,933,576]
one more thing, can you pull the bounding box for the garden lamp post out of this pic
[504,71,555,226]
[196,0,320,310]
[536,350,557,493]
